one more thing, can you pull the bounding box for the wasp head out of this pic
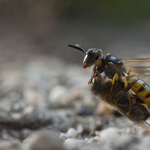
[67,44,103,68]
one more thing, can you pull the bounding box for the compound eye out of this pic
[83,49,100,68]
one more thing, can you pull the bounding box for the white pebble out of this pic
[11,113,21,120]
[60,133,70,141]
[66,128,78,138]
[76,125,84,134]
[138,136,150,150]
[99,127,120,140]
[24,130,64,150]
[64,138,87,149]
[113,134,133,147]
[23,106,34,115]
[48,85,68,106]
[24,90,43,106]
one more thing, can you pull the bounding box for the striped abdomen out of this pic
[127,75,150,108]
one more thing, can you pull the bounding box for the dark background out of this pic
[0,0,150,64]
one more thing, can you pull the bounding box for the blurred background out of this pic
[0,0,150,148]
[1,0,150,63]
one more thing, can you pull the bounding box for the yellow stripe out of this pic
[128,76,150,108]
[127,76,136,84]
[131,79,145,93]
[138,88,150,99]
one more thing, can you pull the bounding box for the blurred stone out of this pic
[11,113,21,120]
[0,140,21,150]
[76,125,90,136]
[87,137,97,144]
[60,133,70,142]
[24,90,43,106]
[66,128,78,138]
[22,129,33,139]
[94,136,100,141]
[87,137,99,144]
[24,130,64,150]
[139,129,150,136]
[138,136,150,150]
[1,133,9,140]
[81,142,113,150]
[10,131,20,139]
[23,106,34,116]
[69,87,84,101]
[76,125,84,134]
[93,120,103,131]
[113,134,136,148]
[77,105,94,116]
[48,85,69,107]
[64,138,87,150]
[99,127,120,140]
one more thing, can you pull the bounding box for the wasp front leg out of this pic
[88,60,102,84]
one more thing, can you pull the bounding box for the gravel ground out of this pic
[0,55,149,150]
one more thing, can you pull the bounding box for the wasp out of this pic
[67,44,150,127]
[67,44,131,112]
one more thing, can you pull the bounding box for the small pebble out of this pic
[64,138,87,149]
[135,135,150,150]
[99,127,120,140]
[11,113,21,120]
[76,125,91,137]
[138,129,150,137]
[77,105,94,116]
[94,136,100,141]
[48,85,69,107]
[0,140,21,150]
[60,133,70,141]
[22,129,33,139]
[87,137,98,144]
[113,134,135,147]
[24,90,43,106]
[66,128,78,138]
[23,106,34,115]
[24,130,64,150]
[77,125,84,134]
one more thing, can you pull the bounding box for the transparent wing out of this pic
[111,101,150,128]
[120,58,150,84]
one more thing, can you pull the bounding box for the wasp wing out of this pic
[120,58,150,84]
[110,100,150,128]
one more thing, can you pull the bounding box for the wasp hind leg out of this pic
[127,70,133,76]
[105,73,119,101]
[122,77,132,115]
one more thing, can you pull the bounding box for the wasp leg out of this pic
[122,77,132,115]
[88,70,96,84]
[127,70,133,76]
[88,60,102,84]
[105,73,119,101]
